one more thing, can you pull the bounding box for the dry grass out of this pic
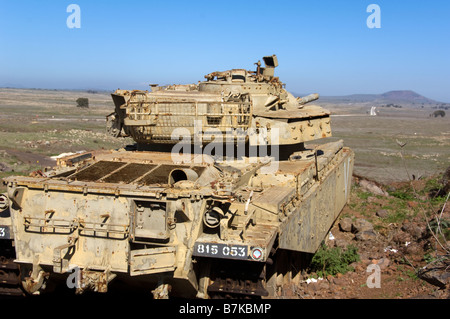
[311,104,450,183]
[0,88,133,191]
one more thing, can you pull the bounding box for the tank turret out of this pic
[107,55,331,148]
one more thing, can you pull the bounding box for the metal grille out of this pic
[124,99,252,143]
[126,100,251,128]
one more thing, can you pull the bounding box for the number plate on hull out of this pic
[193,242,248,260]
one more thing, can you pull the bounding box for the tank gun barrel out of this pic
[297,93,319,106]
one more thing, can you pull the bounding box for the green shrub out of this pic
[429,218,450,241]
[357,191,371,200]
[310,244,360,277]
[76,97,89,108]
[388,188,415,200]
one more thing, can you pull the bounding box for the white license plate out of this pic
[193,242,248,260]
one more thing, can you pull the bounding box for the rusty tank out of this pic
[1,55,354,298]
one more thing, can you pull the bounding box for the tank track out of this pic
[205,248,313,299]
[206,259,269,299]
[0,241,24,297]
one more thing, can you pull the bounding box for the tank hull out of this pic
[3,140,353,297]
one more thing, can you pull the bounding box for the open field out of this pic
[1,88,449,189]
[314,102,450,183]
[0,88,133,190]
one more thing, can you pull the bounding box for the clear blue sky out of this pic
[1,0,449,102]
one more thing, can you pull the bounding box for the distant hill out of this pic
[305,90,444,106]
[379,90,438,104]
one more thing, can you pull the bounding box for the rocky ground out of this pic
[283,169,450,299]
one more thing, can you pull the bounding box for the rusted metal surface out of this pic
[110,55,330,145]
[206,259,269,298]
[297,93,320,106]
[130,247,176,276]
[1,55,354,298]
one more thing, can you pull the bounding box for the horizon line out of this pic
[1,85,449,104]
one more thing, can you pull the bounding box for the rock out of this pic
[392,230,411,244]
[358,254,371,265]
[355,230,377,241]
[359,179,389,197]
[319,282,330,290]
[353,218,374,233]
[350,262,365,272]
[376,209,389,218]
[376,257,390,270]
[334,238,351,248]
[404,242,423,258]
[419,269,450,289]
[0,162,12,172]
[401,222,424,239]
[306,282,320,294]
[332,277,347,286]
[339,217,353,232]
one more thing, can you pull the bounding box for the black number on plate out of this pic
[194,243,248,260]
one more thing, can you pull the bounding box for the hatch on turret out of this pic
[261,55,278,79]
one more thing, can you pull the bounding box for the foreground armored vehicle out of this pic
[2,55,354,298]
[0,194,22,296]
